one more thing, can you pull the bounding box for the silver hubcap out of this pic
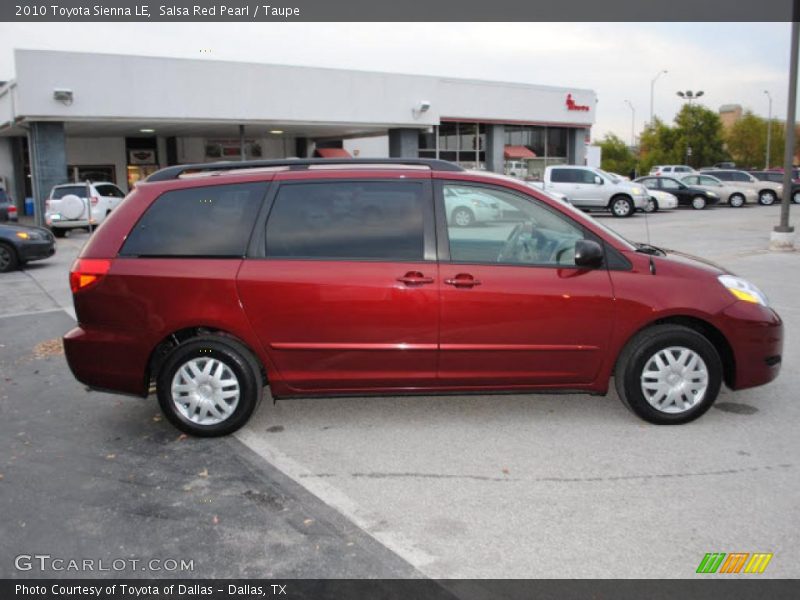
[171,357,240,425]
[731,195,743,207]
[454,209,471,226]
[760,192,775,205]
[692,197,705,209]
[641,346,709,414]
[613,199,629,215]
[794,191,800,204]
[644,199,655,213]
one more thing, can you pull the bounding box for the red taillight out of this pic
[69,258,111,294]
[90,196,99,206]
[8,205,16,215]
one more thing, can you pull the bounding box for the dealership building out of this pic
[0,49,596,219]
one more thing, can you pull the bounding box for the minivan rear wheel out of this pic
[614,325,722,424]
[758,190,777,205]
[728,193,745,208]
[156,336,262,437]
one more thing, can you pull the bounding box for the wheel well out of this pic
[146,327,267,392]
[621,316,736,389]
[607,193,632,208]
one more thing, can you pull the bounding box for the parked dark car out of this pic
[633,176,722,209]
[63,159,782,436]
[750,171,800,204]
[0,189,18,222]
[0,222,56,273]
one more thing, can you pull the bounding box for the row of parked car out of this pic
[523,164,800,218]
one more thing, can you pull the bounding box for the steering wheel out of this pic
[498,222,548,263]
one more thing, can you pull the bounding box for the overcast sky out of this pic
[0,22,796,140]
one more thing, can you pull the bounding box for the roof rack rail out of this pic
[146,158,464,182]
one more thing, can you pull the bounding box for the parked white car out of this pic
[45,182,126,237]
[644,189,679,212]
[649,165,697,177]
[680,173,757,207]
[529,165,650,217]
[444,186,501,227]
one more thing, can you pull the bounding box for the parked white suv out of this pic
[649,165,697,177]
[45,182,126,237]
[531,166,650,217]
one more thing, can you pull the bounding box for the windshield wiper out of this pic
[634,242,665,256]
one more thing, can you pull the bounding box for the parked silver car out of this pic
[680,174,757,208]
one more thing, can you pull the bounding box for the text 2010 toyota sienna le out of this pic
[63,159,783,436]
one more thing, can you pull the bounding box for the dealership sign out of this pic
[566,94,590,112]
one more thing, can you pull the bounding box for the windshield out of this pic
[597,169,621,183]
[557,196,636,251]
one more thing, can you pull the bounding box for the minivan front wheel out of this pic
[157,336,262,437]
[611,196,634,218]
[614,325,722,424]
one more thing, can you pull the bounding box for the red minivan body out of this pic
[63,160,783,435]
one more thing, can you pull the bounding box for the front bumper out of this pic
[720,302,783,390]
[18,239,55,262]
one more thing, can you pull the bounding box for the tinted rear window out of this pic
[52,186,87,199]
[265,181,425,261]
[120,182,266,257]
[95,184,125,198]
[549,169,573,183]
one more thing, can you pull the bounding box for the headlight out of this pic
[718,275,769,306]
[631,187,644,195]
[15,231,44,240]
[706,191,718,198]
[471,199,488,208]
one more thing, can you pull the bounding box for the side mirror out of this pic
[574,239,604,268]
[594,175,603,185]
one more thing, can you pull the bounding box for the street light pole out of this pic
[764,90,773,169]
[649,70,667,126]
[771,14,798,249]
[625,100,636,148]
[676,90,705,167]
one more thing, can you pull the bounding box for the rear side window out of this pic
[120,182,266,257]
[549,169,573,183]
[95,184,125,198]
[265,181,425,261]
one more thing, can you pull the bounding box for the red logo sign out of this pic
[566,93,590,112]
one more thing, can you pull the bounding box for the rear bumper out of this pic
[721,303,784,390]
[63,325,150,397]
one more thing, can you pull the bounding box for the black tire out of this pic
[614,324,723,425]
[451,207,475,227]
[156,335,263,437]
[643,198,658,213]
[610,195,634,218]
[758,190,777,206]
[728,193,745,208]
[691,195,707,210]
[52,228,67,238]
[0,242,19,273]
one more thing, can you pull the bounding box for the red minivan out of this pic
[63,159,783,436]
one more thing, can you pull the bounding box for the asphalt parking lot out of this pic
[1,205,798,579]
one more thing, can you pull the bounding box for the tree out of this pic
[596,133,636,176]
[672,104,727,168]
[725,110,785,169]
[638,117,680,173]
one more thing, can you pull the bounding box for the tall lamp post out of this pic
[771,13,798,251]
[764,90,773,169]
[676,90,705,165]
[624,100,636,148]
[649,69,668,126]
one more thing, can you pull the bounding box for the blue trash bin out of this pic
[24,197,34,216]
